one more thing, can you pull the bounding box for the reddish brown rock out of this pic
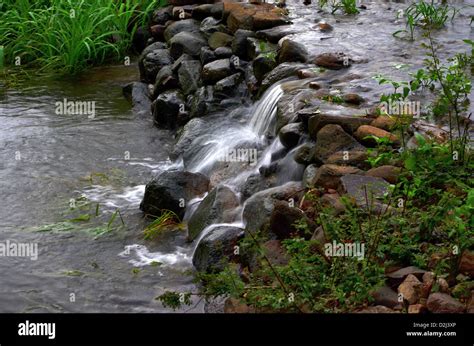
[354,125,399,145]
[224,297,254,313]
[310,164,362,190]
[426,293,465,313]
[459,250,474,278]
[371,115,396,131]
[408,304,427,314]
[366,165,401,184]
[398,274,422,305]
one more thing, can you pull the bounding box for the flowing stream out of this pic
[0,0,472,312]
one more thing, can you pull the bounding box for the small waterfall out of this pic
[248,83,284,138]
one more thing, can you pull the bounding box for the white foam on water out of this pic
[119,244,191,267]
[80,184,145,210]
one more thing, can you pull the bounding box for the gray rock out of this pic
[253,53,277,83]
[189,85,215,118]
[260,62,311,94]
[152,6,173,25]
[256,25,299,43]
[169,31,208,59]
[243,181,303,234]
[164,19,201,42]
[139,49,173,83]
[200,16,227,36]
[214,73,243,95]
[294,143,314,166]
[153,66,179,98]
[178,60,202,96]
[302,164,318,188]
[200,46,217,65]
[171,53,194,73]
[202,59,232,84]
[171,118,206,159]
[314,52,353,70]
[270,200,314,239]
[208,32,233,49]
[427,293,465,313]
[152,89,186,129]
[339,174,390,206]
[278,122,304,149]
[140,171,210,218]
[371,285,401,309]
[122,82,151,117]
[188,185,240,241]
[193,226,244,272]
[231,29,256,60]
[214,46,233,59]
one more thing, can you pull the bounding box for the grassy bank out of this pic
[0,0,165,74]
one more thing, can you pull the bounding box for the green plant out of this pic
[143,210,182,240]
[331,0,359,15]
[0,0,165,74]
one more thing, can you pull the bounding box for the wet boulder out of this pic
[354,125,399,146]
[231,29,256,59]
[152,89,186,129]
[139,49,173,83]
[140,171,210,218]
[243,181,303,234]
[308,164,362,189]
[214,73,243,95]
[308,113,372,138]
[200,46,217,65]
[338,174,390,207]
[426,293,465,313]
[260,62,310,94]
[164,19,201,42]
[193,3,224,20]
[171,118,206,159]
[278,122,304,149]
[188,185,240,241]
[153,66,180,98]
[189,85,215,118]
[214,46,233,59]
[253,53,277,83]
[169,31,208,59]
[200,17,227,37]
[150,24,166,41]
[152,6,173,25]
[178,60,202,96]
[312,124,365,164]
[256,25,298,43]
[302,164,318,188]
[122,82,151,117]
[192,226,244,272]
[277,39,308,64]
[202,59,232,84]
[294,143,315,166]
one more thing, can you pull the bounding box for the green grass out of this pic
[0,0,165,74]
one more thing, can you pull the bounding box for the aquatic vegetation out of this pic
[143,210,182,240]
[0,0,166,74]
[393,0,457,40]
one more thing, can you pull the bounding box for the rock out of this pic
[312,124,365,164]
[371,115,396,131]
[278,122,304,149]
[208,32,233,49]
[294,143,314,166]
[171,53,193,73]
[189,85,214,118]
[398,274,422,305]
[320,193,346,215]
[316,21,333,32]
[141,42,167,56]
[224,297,254,313]
[200,46,217,65]
[308,113,372,138]
[169,31,207,59]
[311,226,327,245]
[214,46,233,59]
[386,266,427,286]
[122,82,151,117]
[193,226,244,272]
[302,164,318,188]
[215,73,243,95]
[410,120,449,144]
[199,16,226,36]
[314,52,352,70]
[178,60,202,96]
[408,304,427,314]
[149,24,166,42]
[459,250,474,278]
[343,93,365,105]
[152,89,186,129]
[468,294,474,313]
[298,69,319,79]
[366,165,401,184]
[171,118,206,159]
[153,66,179,98]
[140,171,209,218]
[260,62,311,94]
[437,278,450,293]
[193,3,224,20]
[426,293,465,313]
[188,185,240,241]
[252,10,288,31]
[253,53,277,83]
[357,306,398,313]
[202,59,232,84]
[152,6,173,26]
[277,39,308,64]
[243,182,303,234]
[246,37,276,61]
[231,29,256,59]
[163,19,201,42]
[269,200,314,239]
[371,285,401,309]
[225,2,288,33]
[309,164,362,189]
[339,174,389,207]
[256,25,298,43]
[354,125,399,146]
[325,150,369,170]
[139,49,173,83]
